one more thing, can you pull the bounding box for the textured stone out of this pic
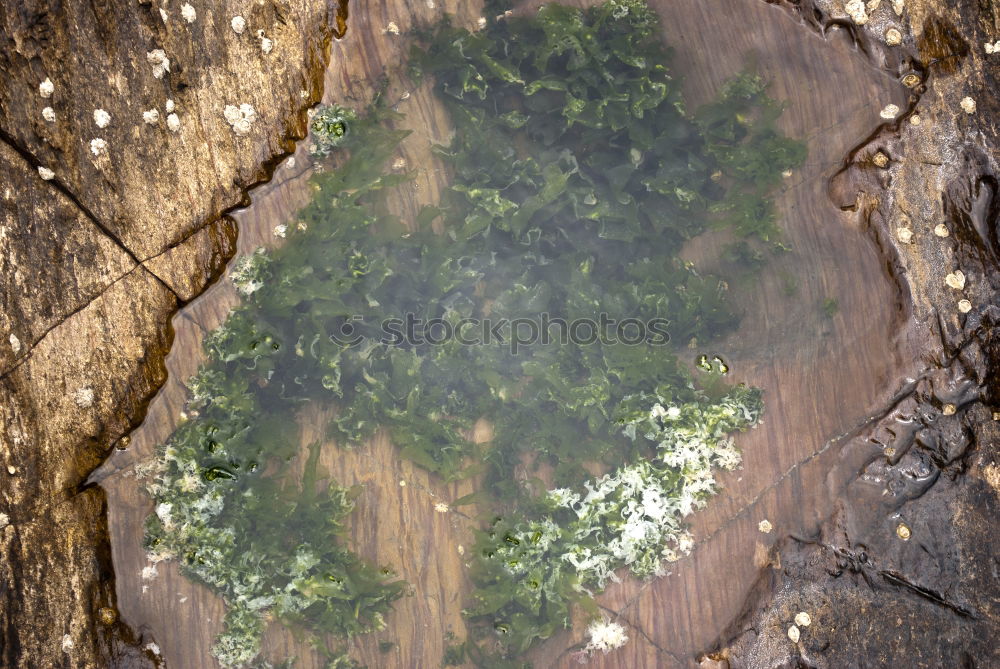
[0,269,175,518]
[0,141,135,376]
[0,489,157,669]
[144,216,238,302]
[0,0,341,665]
[0,0,336,259]
[706,0,1000,666]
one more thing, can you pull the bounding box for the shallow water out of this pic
[95,1,919,667]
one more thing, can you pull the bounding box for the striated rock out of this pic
[0,0,344,665]
[0,141,136,376]
[0,489,158,669]
[0,0,338,260]
[1,269,176,518]
[144,217,238,302]
[707,0,1000,666]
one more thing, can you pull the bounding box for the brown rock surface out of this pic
[704,0,1000,666]
[97,1,949,667]
[0,0,344,666]
[2,0,998,668]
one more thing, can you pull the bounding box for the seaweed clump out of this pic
[144,0,804,666]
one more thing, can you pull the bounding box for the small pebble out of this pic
[143,109,159,125]
[232,16,246,34]
[873,152,889,168]
[758,519,773,533]
[6,465,15,475]
[933,223,949,237]
[180,3,196,23]
[39,78,54,98]
[794,612,812,627]
[880,104,899,119]
[260,37,273,54]
[942,403,956,416]
[385,21,400,35]
[434,502,449,513]
[9,333,21,354]
[37,166,55,180]
[958,299,972,313]
[909,114,921,125]
[89,138,107,156]
[165,99,175,113]
[166,113,181,132]
[399,480,406,487]
[892,0,905,15]
[41,107,55,122]
[885,28,902,46]
[960,96,977,114]
[787,625,801,643]
[896,523,911,540]
[896,227,913,244]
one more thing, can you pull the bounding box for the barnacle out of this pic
[308,104,357,156]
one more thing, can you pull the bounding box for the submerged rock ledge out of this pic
[702,0,1000,667]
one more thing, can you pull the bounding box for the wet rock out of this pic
[0,0,342,665]
[708,0,1000,666]
[0,0,335,260]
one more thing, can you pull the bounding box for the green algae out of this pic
[144,1,804,666]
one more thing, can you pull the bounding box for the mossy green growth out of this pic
[145,0,804,666]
